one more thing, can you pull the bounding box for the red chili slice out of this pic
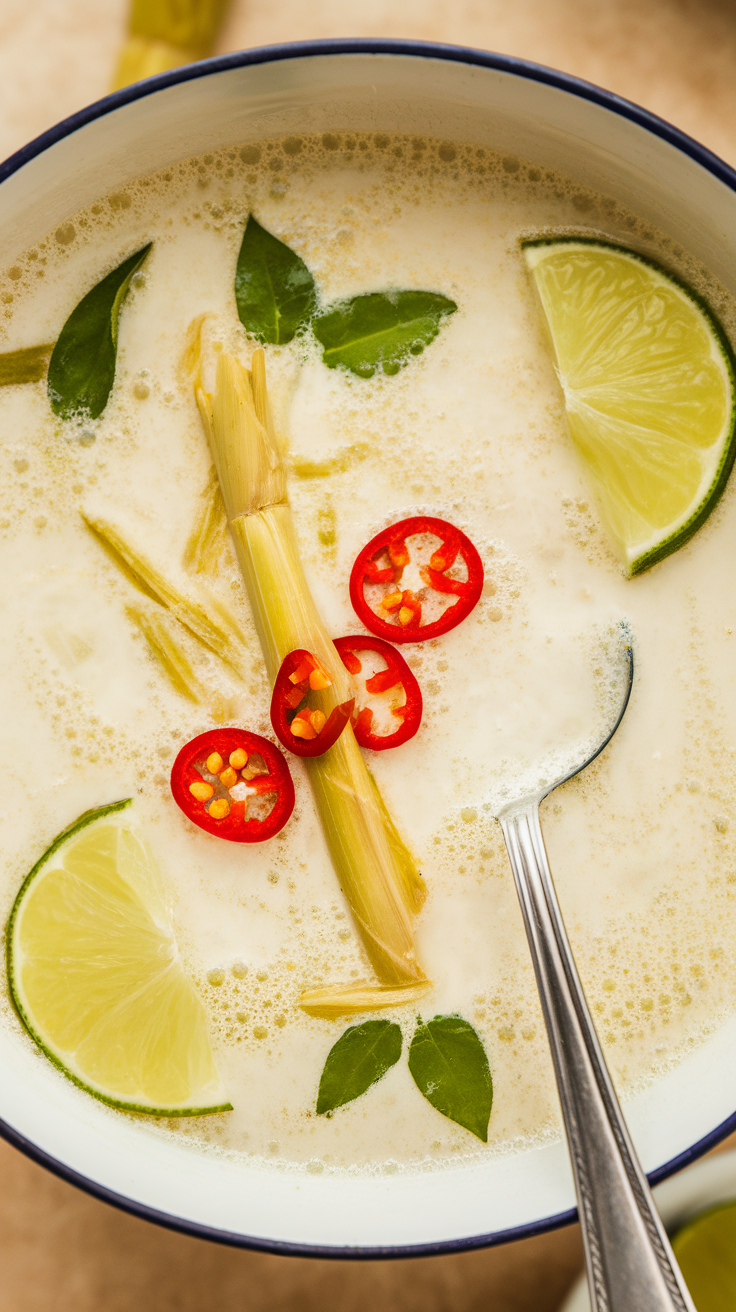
[271,649,355,758]
[349,515,483,643]
[170,728,295,843]
[334,635,422,751]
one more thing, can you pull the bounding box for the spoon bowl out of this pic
[496,621,634,822]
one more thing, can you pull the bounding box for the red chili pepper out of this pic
[349,515,483,643]
[170,728,295,843]
[334,635,423,751]
[271,649,355,758]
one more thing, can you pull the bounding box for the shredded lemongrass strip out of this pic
[192,339,429,1001]
[127,602,235,719]
[183,467,228,575]
[111,0,230,90]
[290,443,370,479]
[81,511,245,671]
[300,981,433,1020]
[126,603,203,703]
[0,344,54,386]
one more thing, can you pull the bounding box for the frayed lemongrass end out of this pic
[191,339,286,521]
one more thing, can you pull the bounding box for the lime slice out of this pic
[523,238,736,575]
[672,1199,736,1311]
[6,799,231,1116]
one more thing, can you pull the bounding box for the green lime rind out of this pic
[521,236,736,577]
[5,799,232,1118]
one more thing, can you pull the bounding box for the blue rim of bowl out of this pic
[2,36,736,1260]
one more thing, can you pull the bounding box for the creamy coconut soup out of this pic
[2,132,736,1174]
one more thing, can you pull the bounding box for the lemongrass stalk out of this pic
[183,467,228,575]
[111,37,189,89]
[111,0,230,91]
[194,345,429,1001]
[81,511,245,672]
[0,344,54,386]
[367,769,426,916]
[128,0,230,51]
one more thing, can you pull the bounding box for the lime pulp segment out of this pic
[6,799,231,1116]
[523,238,736,575]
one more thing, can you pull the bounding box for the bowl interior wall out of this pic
[3,55,736,287]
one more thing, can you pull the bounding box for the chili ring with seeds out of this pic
[334,635,423,750]
[270,649,355,758]
[349,515,484,642]
[170,728,295,842]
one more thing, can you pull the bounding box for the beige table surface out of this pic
[2,1,736,1308]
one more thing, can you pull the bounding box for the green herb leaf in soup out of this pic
[235,215,317,345]
[313,290,457,378]
[316,1018,402,1116]
[0,343,54,387]
[48,243,152,421]
[408,1015,492,1142]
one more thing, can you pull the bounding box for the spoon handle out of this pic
[500,799,696,1312]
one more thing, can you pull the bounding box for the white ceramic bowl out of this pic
[561,1148,736,1311]
[3,40,736,1256]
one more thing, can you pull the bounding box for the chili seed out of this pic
[189,780,214,802]
[291,714,317,740]
[308,666,332,691]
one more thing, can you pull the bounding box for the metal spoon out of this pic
[496,631,696,1312]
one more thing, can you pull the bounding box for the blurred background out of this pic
[2,1,736,1309]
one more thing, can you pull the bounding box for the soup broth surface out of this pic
[2,133,736,1175]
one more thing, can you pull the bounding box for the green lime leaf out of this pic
[316,1018,402,1115]
[235,215,317,345]
[408,1014,492,1142]
[48,243,152,421]
[312,290,457,378]
[0,344,54,386]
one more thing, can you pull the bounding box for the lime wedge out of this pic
[672,1199,736,1311]
[523,238,736,575]
[6,799,231,1116]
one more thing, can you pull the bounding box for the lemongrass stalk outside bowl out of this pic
[3,41,736,1256]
